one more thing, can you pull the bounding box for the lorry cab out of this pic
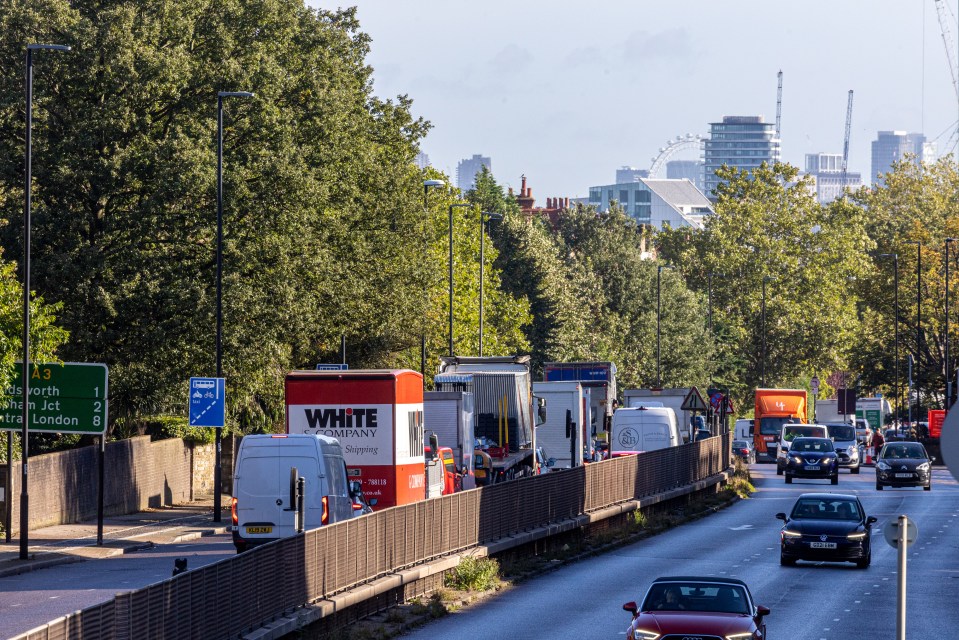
[610,406,681,456]
[232,434,353,553]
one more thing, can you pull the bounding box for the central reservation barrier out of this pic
[17,434,730,640]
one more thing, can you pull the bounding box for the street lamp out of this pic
[422,180,445,377]
[761,275,774,387]
[18,42,70,559]
[656,264,675,388]
[908,241,921,426]
[214,90,253,523]
[448,203,471,356]
[478,211,503,356]
[879,253,900,431]
[947,239,957,409]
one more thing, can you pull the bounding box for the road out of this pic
[0,532,235,638]
[401,464,959,639]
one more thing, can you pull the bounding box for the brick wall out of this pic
[3,436,215,535]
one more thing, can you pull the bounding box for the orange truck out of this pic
[285,369,425,510]
[753,389,807,463]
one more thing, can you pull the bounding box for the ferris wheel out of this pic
[648,133,704,178]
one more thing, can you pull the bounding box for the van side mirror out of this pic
[369,498,377,506]
[429,433,439,455]
[536,396,547,425]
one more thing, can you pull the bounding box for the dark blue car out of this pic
[783,437,839,485]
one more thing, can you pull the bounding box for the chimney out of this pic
[521,174,528,197]
[564,197,569,208]
[547,197,553,208]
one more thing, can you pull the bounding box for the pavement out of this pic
[0,496,232,578]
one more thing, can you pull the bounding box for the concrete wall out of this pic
[3,436,215,534]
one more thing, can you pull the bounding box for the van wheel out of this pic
[851,466,860,475]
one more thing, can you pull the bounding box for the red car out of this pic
[623,576,769,640]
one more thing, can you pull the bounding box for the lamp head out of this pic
[483,211,503,221]
[424,179,445,189]
[28,44,70,52]
[218,91,255,99]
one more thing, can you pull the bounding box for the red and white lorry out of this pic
[285,369,425,510]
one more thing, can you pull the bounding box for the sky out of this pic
[309,1,959,199]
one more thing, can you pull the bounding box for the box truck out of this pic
[543,361,616,437]
[623,388,702,443]
[424,390,476,490]
[532,380,587,469]
[285,369,425,510]
[753,388,807,463]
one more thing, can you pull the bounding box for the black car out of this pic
[876,441,934,490]
[777,493,877,568]
[732,439,755,464]
[782,437,839,485]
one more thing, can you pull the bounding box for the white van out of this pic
[735,418,753,441]
[610,406,681,456]
[232,434,354,552]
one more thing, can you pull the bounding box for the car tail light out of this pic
[352,503,363,511]
[231,497,238,526]
[321,496,329,525]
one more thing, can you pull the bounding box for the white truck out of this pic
[623,388,702,443]
[813,398,846,424]
[532,381,588,469]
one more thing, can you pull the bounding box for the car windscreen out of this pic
[791,498,861,520]
[760,416,794,435]
[642,583,750,614]
[881,444,926,459]
[826,424,856,441]
[789,438,834,452]
[732,440,748,448]
[783,425,827,441]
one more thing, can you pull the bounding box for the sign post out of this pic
[884,515,917,640]
[810,376,820,422]
[189,377,226,521]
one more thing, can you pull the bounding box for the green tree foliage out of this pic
[657,162,871,409]
[853,157,959,410]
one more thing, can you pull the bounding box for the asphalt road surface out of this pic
[0,533,235,638]
[400,464,959,639]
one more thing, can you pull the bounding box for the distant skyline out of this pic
[312,1,958,198]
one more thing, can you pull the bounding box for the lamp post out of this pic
[761,275,774,387]
[19,43,70,559]
[422,180,444,377]
[214,90,253,523]
[656,265,674,388]
[478,211,502,356]
[880,253,900,430]
[947,239,956,409]
[448,203,471,356]
[909,241,921,428]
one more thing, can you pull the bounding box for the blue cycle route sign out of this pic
[189,377,225,427]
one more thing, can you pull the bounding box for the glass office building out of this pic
[703,116,781,199]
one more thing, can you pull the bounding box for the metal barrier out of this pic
[17,435,729,640]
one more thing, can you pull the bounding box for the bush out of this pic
[445,556,500,592]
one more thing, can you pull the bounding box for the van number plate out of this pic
[246,526,273,534]
[810,541,837,549]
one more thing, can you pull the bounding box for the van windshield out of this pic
[827,425,856,441]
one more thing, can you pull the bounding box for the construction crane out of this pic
[840,89,853,194]
[775,70,783,139]
[934,0,959,154]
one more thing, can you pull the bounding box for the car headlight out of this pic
[823,458,834,464]
[782,529,802,537]
[848,446,858,457]
[633,629,660,640]
[917,462,930,472]
[877,461,891,470]
[847,531,867,539]
[791,456,803,463]
[726,633,757,640]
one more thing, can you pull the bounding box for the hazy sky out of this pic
[310,1,958,198]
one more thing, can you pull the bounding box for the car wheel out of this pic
[924,482,932,491]
[776,466,783,476]
[780,554,796,566]
[831,474,839,485]
[785,474,792,484]
[876,482,884,491]
[856,552,871,569]
[851,465,860,475]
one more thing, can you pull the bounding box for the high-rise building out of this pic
[666,160,705,192]
[456,154,491,193]
[804,153,862,204]
[415,151,431,170]
[870,131,935,185]
[702,116,781,199]
[616,166,649,183]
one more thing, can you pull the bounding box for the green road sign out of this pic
[0,362,108,434]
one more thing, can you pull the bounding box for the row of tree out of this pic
[0,2,955,449]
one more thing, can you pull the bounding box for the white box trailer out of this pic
[532,381,585,469]
[623,388,698,443]
[424,390,476,489]
[814,399,846,424]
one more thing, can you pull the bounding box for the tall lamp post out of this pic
[422,180,445,377]
[947,239,956,409]
[19,43,70,559]
[478,211,502,356]
[761,275,774,387]
[448,204,471,356]
[909,241,921,428]
[214,90,253,523]
[656,265,674,388]
[879,253,900,430]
